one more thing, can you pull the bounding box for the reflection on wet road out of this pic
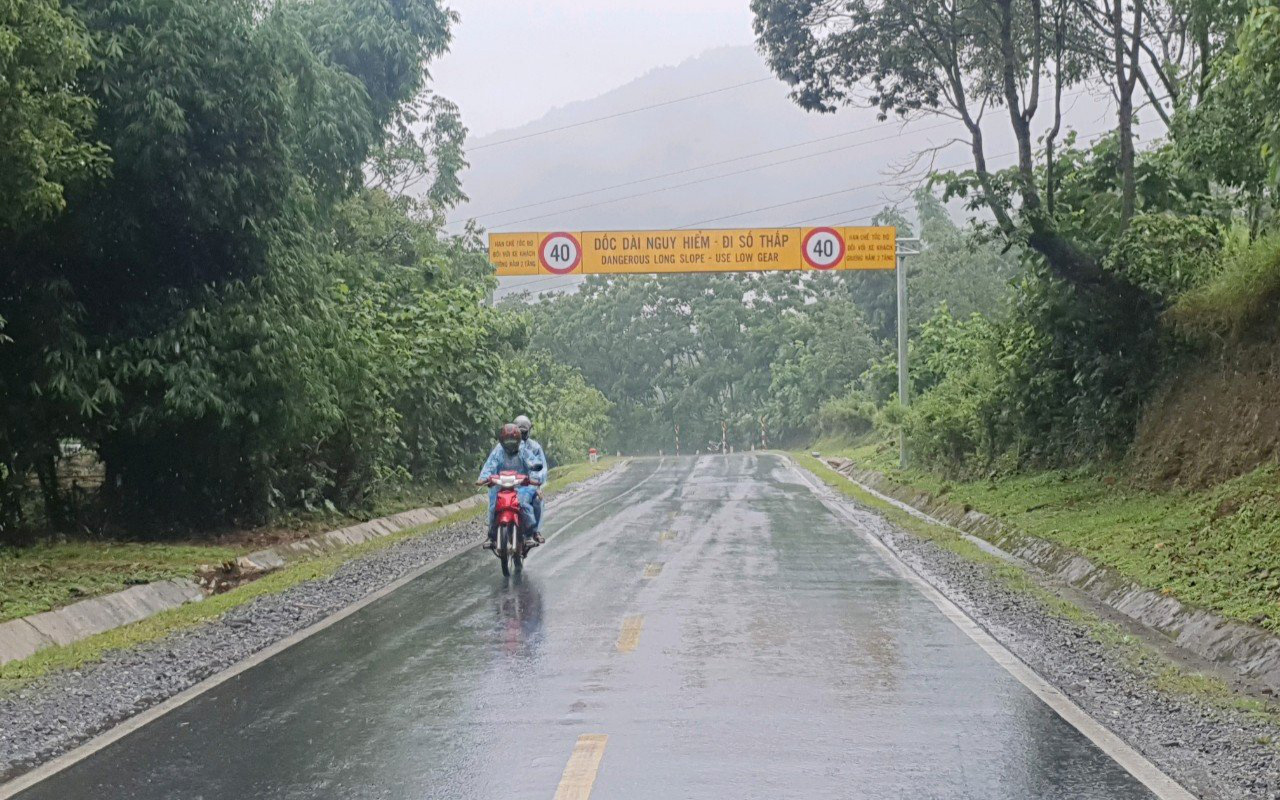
[15,455,1165,799]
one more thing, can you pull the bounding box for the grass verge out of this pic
[831,440,1280,634]
[545,457,620,491]
[0,505,481,693]
[1,542,239,623]
[0,458,623,690]
[0,461,620,624]
[791,451,1280,724]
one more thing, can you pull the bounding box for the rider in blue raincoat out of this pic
[477,423,542,549]
[514,415,548,540]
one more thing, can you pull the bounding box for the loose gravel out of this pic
[0,519,480,781]
[828,482,1280,800]
[0,470,622,784]
[3,460,1277,799]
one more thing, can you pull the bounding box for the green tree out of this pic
[752,0,1105,286]
[907,190,1021,326]
[0,0,470,530]
[0,0,106,229]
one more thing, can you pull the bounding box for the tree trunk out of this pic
[993,0,1107,287]
[36,450,66,529]
[1118,88,1136,226]
[1114,0,1142,230]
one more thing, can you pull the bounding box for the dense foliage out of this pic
[738,0,1280,477]
[530,205,1019,454]
[0,0,105,229]
[0,0,606,537]
[6,0,1280,540]
[532,0,1280,481]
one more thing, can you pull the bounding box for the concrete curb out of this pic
[233,498,485,574]
[822,457,1280,695]
[0,494,486,667]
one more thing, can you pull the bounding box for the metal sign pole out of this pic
[897,252,908,469]
[893,240,921,471]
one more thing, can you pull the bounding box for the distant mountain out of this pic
[444,45,1109,297]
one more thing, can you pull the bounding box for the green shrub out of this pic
[1106,213,1223,302]
[817,392,877,439]
[902,309,1005,471]
[1168,232,1280,340]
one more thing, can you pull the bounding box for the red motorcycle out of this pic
[487,470,541,576]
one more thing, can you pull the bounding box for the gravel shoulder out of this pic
[5,457,1277,798]
[0,468,623,784]
[796,457,1280,800]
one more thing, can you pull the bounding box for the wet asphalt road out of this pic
[16,455,1160,799]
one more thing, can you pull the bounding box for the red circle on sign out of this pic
[539,232,582,274]
[802,227,845,270]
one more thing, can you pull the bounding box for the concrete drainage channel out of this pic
[0,495,490,667]
[0,462,634,786]
[821,456,1280,697]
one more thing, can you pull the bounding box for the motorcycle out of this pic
[486,468,541,577]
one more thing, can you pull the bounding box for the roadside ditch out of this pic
[793,453,1280,800]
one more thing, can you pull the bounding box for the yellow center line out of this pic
[658,530,676,542]
[616,615,644,653]
[553,734,609,800]
[642,562,664,579]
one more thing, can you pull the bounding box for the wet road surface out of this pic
[15,455,1164,799]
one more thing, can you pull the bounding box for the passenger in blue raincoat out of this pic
[514,415,548,540]
[477,423,541,549]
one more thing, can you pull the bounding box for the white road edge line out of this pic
[786,457,1198,800]
[0,459,661,799]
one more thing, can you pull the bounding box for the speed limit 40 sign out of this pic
[802,227,846,270]
[539,232,582,274]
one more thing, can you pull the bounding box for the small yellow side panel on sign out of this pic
[839,226,898,270]
[487,233,545,276]
[489,228,896,276]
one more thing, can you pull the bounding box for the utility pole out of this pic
[896,238,921,470]
[721,420,728,456]
[675,423,680,457]
[760,416,768,450]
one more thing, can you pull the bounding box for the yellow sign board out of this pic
[489,227,896,276]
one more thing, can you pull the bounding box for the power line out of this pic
[447,120,937,226]
[786,127,1116,228]
[683,127,1117,229]
[468,78,774,152]
[457,86,1092,228]
[674,176,911,229]
[492,127,1113,289]
[781,198,897,228]
[480,122,957,231]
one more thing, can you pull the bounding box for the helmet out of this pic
[514,415,533,439]
[498,423,522,455]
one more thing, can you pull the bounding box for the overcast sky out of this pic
[431,0,759,137]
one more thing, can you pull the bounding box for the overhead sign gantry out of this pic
[489,225,914,471]
[488,227,896,276]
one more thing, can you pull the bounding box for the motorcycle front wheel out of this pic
[499,522,514,577]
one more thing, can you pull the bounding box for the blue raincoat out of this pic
[521,438,548,532]
[478,444,538,532]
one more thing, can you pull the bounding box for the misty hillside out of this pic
[444,46,1115,295]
